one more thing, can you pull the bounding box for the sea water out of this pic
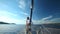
[0,24,60,34]
[0,24,42,34]
[0,24,25,34]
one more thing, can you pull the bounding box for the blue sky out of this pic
[0,0,60,24]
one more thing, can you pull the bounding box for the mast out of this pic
[30,0,34,26]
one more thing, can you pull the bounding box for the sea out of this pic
[0,24,60,34]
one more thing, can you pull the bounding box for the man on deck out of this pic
[26,17,31,34]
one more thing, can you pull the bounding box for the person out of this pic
[26,17,31,34]
[26,17,30,26]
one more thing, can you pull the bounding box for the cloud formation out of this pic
[42,16,52,20]
[0,11,18,17]
[33,15,60,24]
[20,12,28,16]
[0,16,25,24]
[19,0,26,9]
[18,0,29,16]
[0,11,26,24]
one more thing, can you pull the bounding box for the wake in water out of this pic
[17,24,52,34]
[40,24,51,34]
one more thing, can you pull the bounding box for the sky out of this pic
[0,0,60,24]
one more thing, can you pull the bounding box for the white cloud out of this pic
[51,18,60,23]
[18,0,29,16]
[32,15,60,24]
[42,16,52,20]
[20,12,28,16]
[0,11,18,17]
[0,1,27,24]
[0,11,26,24]
[19,0,26,9]
[0,16,26,24]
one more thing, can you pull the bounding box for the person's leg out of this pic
[26,30,28,34]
